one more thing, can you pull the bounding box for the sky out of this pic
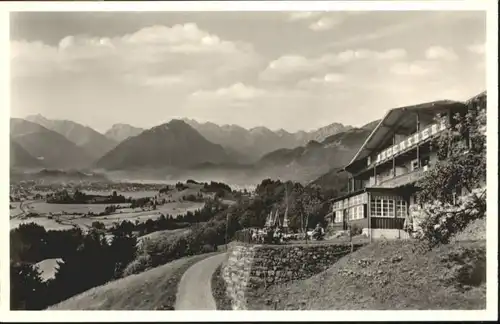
[10,10,486,133]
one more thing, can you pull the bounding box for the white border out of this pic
[0,1,498,322]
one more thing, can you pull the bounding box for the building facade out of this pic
[327,92,486,239]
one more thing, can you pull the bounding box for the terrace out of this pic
[375,168,427,189]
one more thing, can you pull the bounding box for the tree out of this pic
[48,229,114,305]
[10,262,47,310]
[10,222,47,263]
[293,184,323,234]
[109,225,137,278]
[91,221,105,230]
[415,100,487,247]
[417,103,486,204]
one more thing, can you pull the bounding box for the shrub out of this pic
[91,221,105,230]
[201,244,215,253]
[416,189,486,248]
[350,224,362,236]
[122,254,153,277]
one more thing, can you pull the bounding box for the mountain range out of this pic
[95,120,233,170]
[182,118,352,162]
[26,114,118,160]
[10,114,369,184]
[10,140,43,169]
[104,123,145,143]
[10,118,94,169]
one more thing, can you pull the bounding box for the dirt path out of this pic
[174,253,227,310]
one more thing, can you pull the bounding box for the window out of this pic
[381,199,388,215]
[346,205,364,220]
[411,159,419,171]
[370,196,396,217]
[367,156,371,165]
[396,200,407,218]
[335,211,343,223]
[371,198,382,216]
[358,205,364,219]
[420,156,430,168]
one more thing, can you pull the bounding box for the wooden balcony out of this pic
[375,168,427,188]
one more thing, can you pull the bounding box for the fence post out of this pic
[349,224,353,253]
[225,213,229,251]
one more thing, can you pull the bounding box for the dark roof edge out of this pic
[343,99,466,171]
[329,188,368,202]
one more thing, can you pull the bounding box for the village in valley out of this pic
[7,8,492,316]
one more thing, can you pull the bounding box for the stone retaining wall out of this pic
[221,242,364,310]
[221,243,256,310]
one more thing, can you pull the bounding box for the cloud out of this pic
[389,61,434,76]
[327,13,445,49]
[287,11,345,31]
[467,42,485,54]
[191,83,266,101]
[260,48,407,82]
[296,73,345,89]
[337,48,407,61]
[11,23,261,89]
[262,55,316,77]
[314,73,344,83]
[425,46,459,61]
[309,17,342,31]
[287,11,324,22]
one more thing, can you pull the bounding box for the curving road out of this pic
[175,253,227,310]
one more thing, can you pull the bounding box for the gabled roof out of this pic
[343,99,465,171]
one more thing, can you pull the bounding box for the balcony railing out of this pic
[373,121,447,167]
[375,168,428,188]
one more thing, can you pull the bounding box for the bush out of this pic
[416,189,486,248]
[185,194,199,202]
[91,221,105,230]
[201,244,216,253]
[350,224,362,236]
[122,254,153,277]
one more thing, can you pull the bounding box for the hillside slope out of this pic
[255,121,377,183]
[249,239,486,310]
[10,140,44,169]
[95,120,234,170]
[48,253,216,310]
[10,118,94,169]
[26,114,117,160]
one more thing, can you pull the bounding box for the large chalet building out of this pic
[327,91,486,239]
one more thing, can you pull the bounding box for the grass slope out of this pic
[48,253,217,310]
[451,218,486,242]
[249,239,486,310]
[136,228,192,248]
